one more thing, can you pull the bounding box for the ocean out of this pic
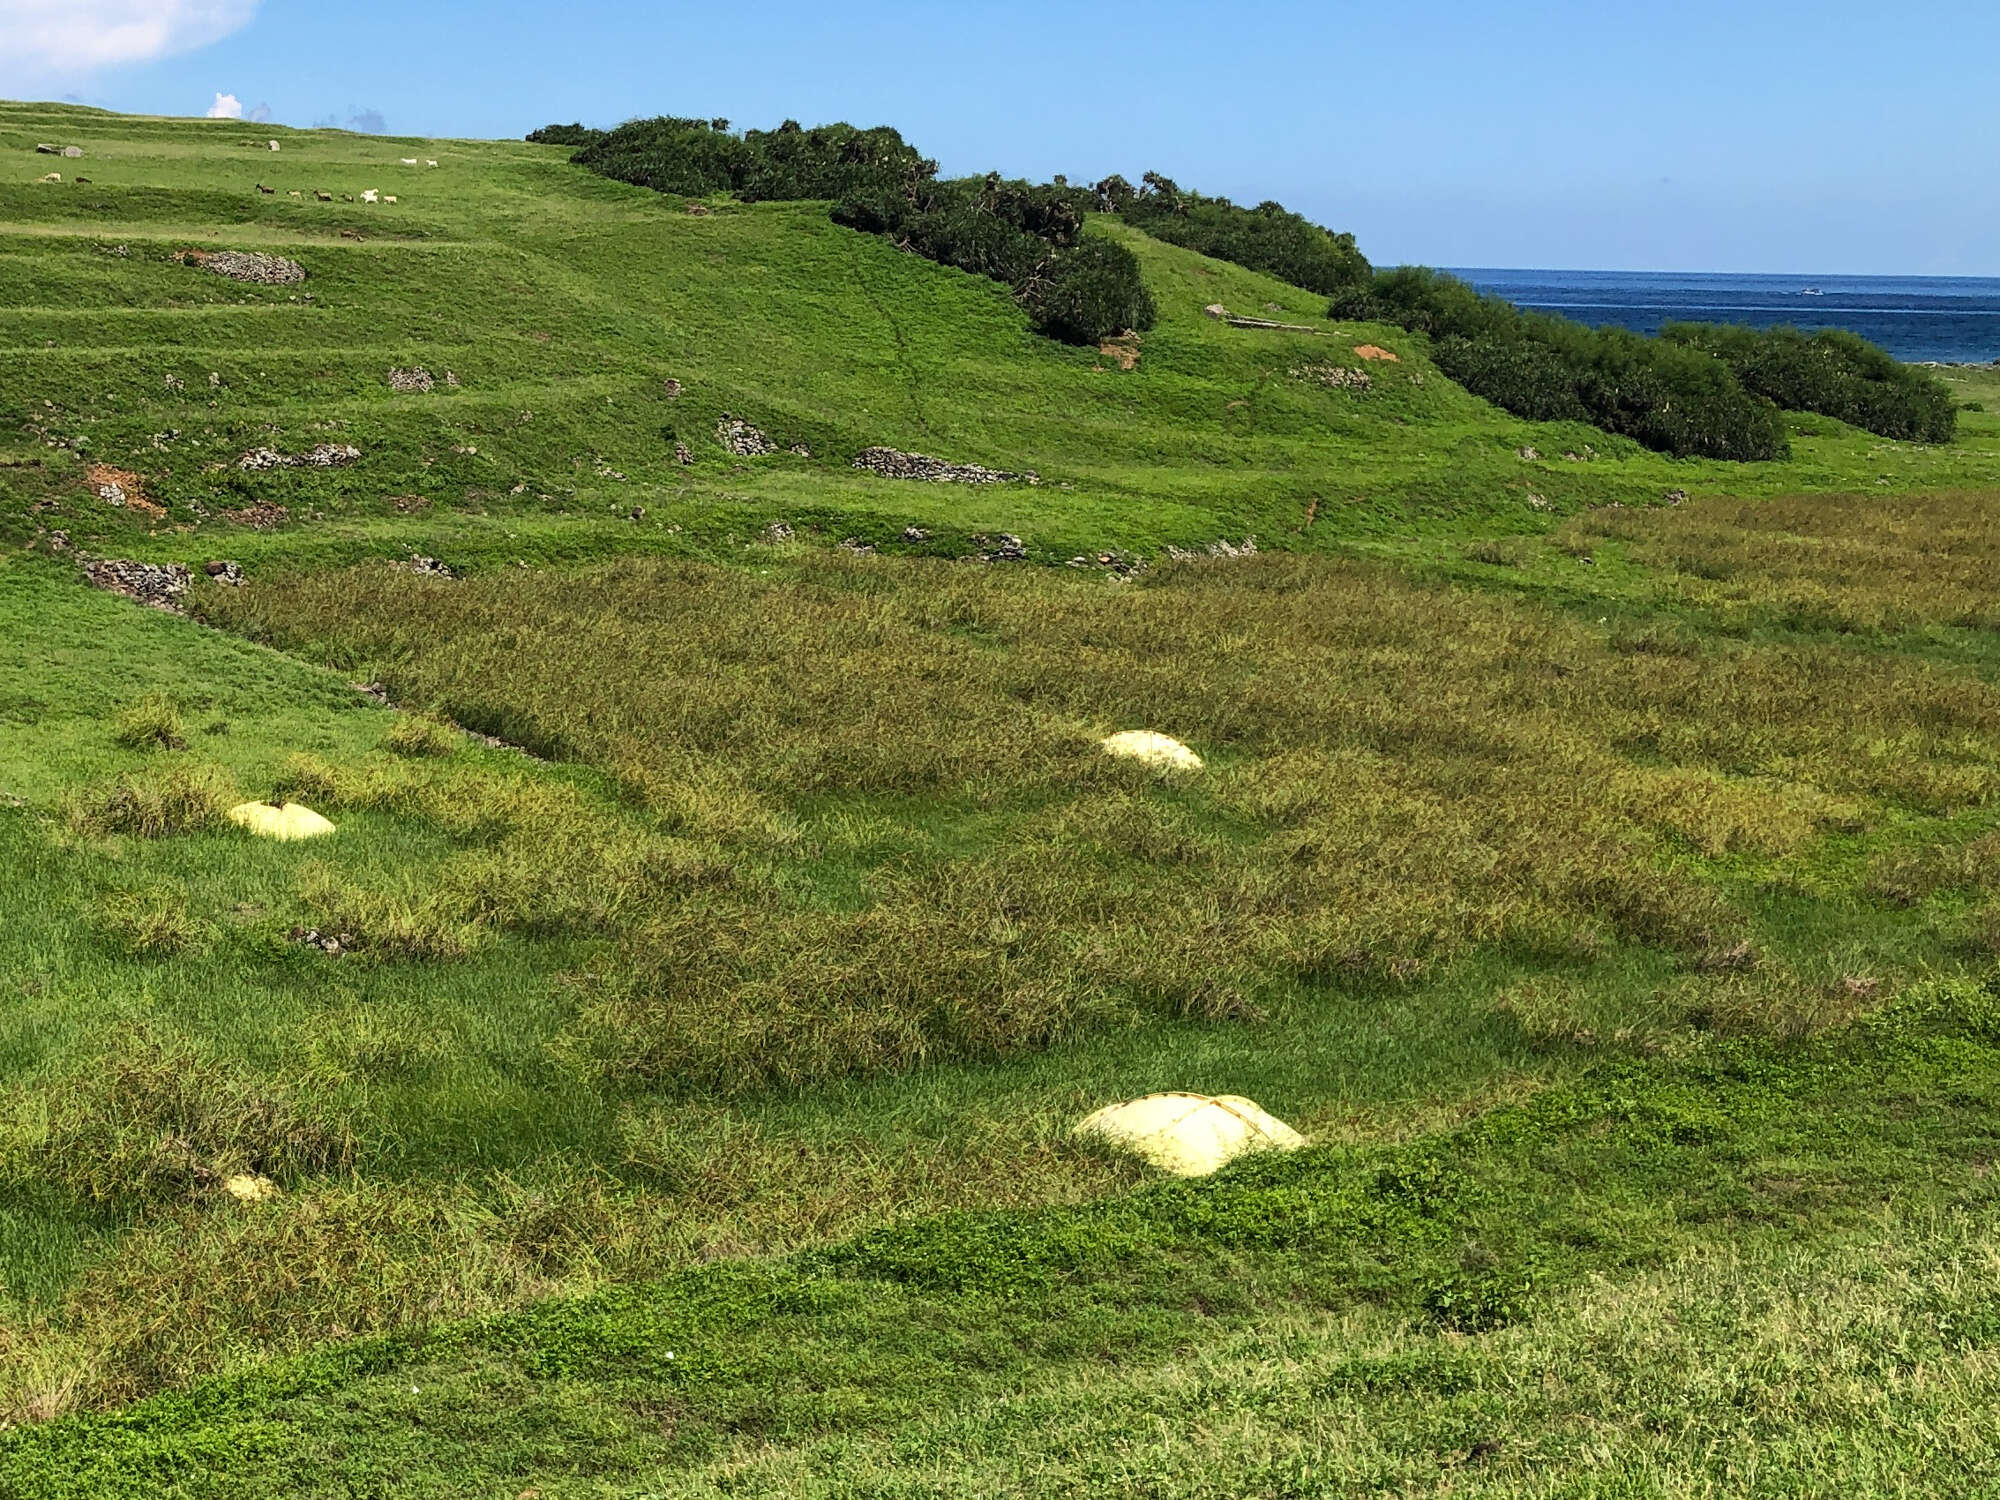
[1450,268,2000,366]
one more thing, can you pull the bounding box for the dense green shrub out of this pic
[525,123,606,148]
[1332,268,1790,461]
[1022,236,1158,346]
[1661,323,1957,443]
[1106,172,1371,295]
[569,115,931,204]
[837,172,1154,343]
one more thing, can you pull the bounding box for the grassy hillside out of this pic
[5,100,2000,1495]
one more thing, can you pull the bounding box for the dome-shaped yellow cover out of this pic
[1074,1092,1304,1176]
[227,801,336,841]
[1100,730,1203,773]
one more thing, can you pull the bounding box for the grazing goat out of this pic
[384,194,398,204]
[426,159,438,168]
[257,183,274,194]
[400,157,419,166]
[361,189,379,204]
[315,191,333,202]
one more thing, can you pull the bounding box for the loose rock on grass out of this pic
[237,443,361,471]
[174,249,307,286]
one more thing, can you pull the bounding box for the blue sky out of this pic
[4,0,1993,275]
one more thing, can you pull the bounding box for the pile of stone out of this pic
[186,250,307,286]
[716,417,774,456]
[1290,363,1372,391]
[238,443,361,472]
[852,447,1032,486]
[386,367,434,393]
[204,559,247,586]
[83,558,191,611]
[396,554,456,579]
[1165,537,1260,563]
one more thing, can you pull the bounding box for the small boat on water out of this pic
[1800,286,1824,296]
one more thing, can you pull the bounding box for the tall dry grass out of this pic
[203,550,2000,1087]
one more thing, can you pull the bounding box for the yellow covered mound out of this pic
[1074,1092,1304,1177]
[227,801,336,840]
[1100,730,1203,773]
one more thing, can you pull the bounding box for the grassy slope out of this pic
[5,100,2000,1493]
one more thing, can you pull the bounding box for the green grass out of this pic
[8,98,2000,1493]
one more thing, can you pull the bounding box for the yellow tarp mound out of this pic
[1100,730,1203,773]
[1074,1092,1304,1177]
[228,801,336,840]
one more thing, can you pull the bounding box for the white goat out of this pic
[361,189,379,204]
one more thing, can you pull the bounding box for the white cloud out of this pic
[0,1,260,78]
[204,90,241,119]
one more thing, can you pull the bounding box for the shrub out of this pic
[0,1031,355,1207]
[1660,322,1957,443]
[1333,268,1790,461]
[96,886,210,958]
[572,115,931,204]
[66,763,236,838]
[1019,236,1157,344]
[381,713,459,758]
[1108,171,1371,295]
[525,122,606,149]
[113,692,188,751]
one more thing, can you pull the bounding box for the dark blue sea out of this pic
[1450,269,2000,365]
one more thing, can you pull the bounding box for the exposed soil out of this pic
[1354,345,1401,363]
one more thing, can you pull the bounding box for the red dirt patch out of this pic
[1097,333,1141,371]
[1354,345,1401,363]
[85,464,165,519]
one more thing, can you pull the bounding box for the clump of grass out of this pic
[95,886,210,958]
[380,713,460,758]
[0,1030,356,1208]
[64,763,236,838]
[111,692,187,751]
[296,862,484,964]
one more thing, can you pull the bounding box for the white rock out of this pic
[1101,729,1203,773]
[223,1173,280,1202]
[1075,1093,1304,1177]
[228,801,336,840]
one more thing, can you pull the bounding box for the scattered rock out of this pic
[386,366,434,394]
[974,532,1026,562]
[673,442,695,466]
[396,554,456,579]
[237,443,360,471]
[1664,489,1689,505]
[62,146,83,159]
[838,537,875,554]
[1203,303,1229,319]
[789,443,812,457]
[1527,492,1553,512]
[83,558,190,611]
[353,681,391,704]
[1517,446,1541,461]
[174,249,307,286]
[288,926,355,956]
[716,416,774,456]
[763,521,794,542]
[444,370,461,389]
[204,559,246,586]
[901,525,931,542]
[853,447,1029,485]
[661,378,683,399]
